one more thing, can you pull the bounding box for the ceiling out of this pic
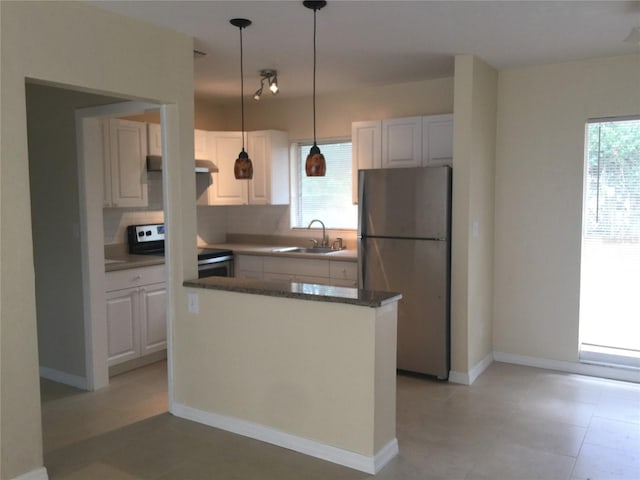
[89,1,640,103]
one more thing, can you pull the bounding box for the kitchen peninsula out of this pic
[176,276,402,474]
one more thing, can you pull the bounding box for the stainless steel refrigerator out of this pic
[358,166,451,379]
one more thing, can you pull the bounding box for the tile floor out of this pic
[41,361,640,479]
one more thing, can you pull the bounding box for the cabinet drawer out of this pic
[105,264,165,292]
[329,261,357,281]
[236,254,264,273]
[263,257,330,277]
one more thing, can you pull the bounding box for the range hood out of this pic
[146,155,218,174]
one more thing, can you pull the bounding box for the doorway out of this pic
[579,117,640,368]
[26,82,171,453]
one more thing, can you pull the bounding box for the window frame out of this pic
[289,138,357,231]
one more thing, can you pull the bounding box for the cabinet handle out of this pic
[132,275,142,281]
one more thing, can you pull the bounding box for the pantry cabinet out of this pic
[103,119,148,208]
[205,130,289,206]
[105,265,166,367]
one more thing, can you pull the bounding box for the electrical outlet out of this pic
[187,292,199,314]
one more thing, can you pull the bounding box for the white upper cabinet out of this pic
[351,120,382,203]
[104,119,148,208]
[422,114,453,166]
[206,130,289,206]
[351,114,453,202]
[247,130,289,205]
[207,131,246,205]
[382,116,423,169]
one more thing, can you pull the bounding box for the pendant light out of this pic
[230,18,253,180]
[304,1,327,177]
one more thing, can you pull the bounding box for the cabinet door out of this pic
[139,283,167,355]
[147,123,163,156]
[108,119,148,207]
[106,288,139,366]
[247,130,269,205]
[329,261,358,287]
[423,114,453,166]
[236,254,264,279]
[351,121,382,203]
[208,131,247,205]
[102,120,112,207]
[382,116,422,169]
[247,130,290,205]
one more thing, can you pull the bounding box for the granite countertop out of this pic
[104,244,164,272]
[104,240,357,272]
[183,276,401,308]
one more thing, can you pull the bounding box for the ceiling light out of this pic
[253,69,279,101]
[304,0,327,177]
[624,26,640,45]
[230,18,253,180]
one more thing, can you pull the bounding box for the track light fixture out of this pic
[253,69,279,101]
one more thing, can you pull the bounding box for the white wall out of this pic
[0,2,195,478]
[493,54,640,362]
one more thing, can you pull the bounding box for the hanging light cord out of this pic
[312,7,317,146]
[239,25,246,152]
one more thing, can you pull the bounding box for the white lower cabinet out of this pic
[235,254,357,287]
[105,265,166,367]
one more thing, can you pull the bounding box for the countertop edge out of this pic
[183,277,401,308]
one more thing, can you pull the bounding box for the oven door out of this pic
[198,258,234,278]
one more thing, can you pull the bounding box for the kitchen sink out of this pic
[271,246,339,255]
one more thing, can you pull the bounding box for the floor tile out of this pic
[572,443,640,480]
[40,361,640,480]
[470,441,576,480]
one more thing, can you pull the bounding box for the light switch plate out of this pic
[187,292,199,314]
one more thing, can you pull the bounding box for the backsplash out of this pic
[225,204,357,249]
[103,209,164,245]
[103,173,164,245]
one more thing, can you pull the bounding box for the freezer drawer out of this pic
[359,237,449,378]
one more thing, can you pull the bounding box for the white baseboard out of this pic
[39,366,87,390]
[12,467,49,480]
[494,351,640,383]
[172,403,398,474]
[449,352,494,385]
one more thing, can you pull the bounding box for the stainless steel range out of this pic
[127,223,234,278]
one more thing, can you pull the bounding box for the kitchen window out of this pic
[290,140,357,229]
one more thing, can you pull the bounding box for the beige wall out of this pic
[0,2,195,478]
[207,76,454,244]
[219,76,453,141]
[175,288,397,457]
[493,54,640,362]
[450,56,498,376]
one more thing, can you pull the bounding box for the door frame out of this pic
[75,101,165,390]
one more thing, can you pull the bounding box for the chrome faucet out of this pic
[307,219,328,247]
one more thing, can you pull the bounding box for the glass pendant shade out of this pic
[305,143,326,176]
[234,149,253,179]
